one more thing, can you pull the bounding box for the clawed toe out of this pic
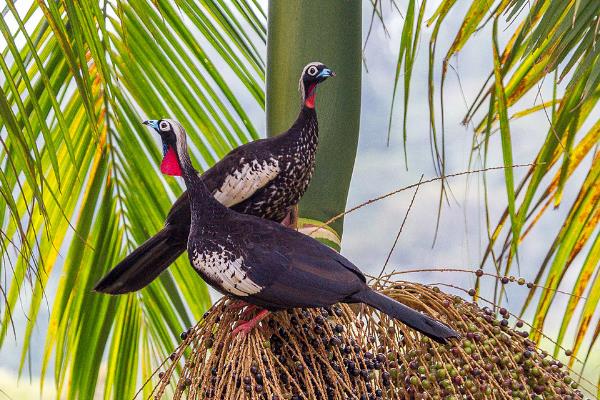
[231,309,270,337]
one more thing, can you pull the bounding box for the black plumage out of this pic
[95,62,333,294]
[146,119,460,344]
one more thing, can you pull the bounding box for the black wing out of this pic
[228,216,367,309]
[95,137,282,294]
[225,214,460,344]
[164,136,280,227]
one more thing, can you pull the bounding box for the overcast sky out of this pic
[1,1,598,397]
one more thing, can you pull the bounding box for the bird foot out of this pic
[232,309,269,337]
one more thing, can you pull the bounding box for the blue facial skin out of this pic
[142,120,167,155]
[143,120,160,130]
[318,68,334,79]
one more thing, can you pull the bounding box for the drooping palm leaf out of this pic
[388,0,600,381]
[386,0,600,368]
[0,0,265,397]
[3,0,599,396]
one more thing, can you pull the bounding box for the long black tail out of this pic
[352,289,459,344]
[94,225,187,294]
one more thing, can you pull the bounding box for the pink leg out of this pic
[280,206,298,229]
[239,304,258,320]
[232,309,270,336]
[228,300,257,322]
[232,305,259,329]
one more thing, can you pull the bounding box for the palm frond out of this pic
[0,0,265,397]
[387,0,600,377]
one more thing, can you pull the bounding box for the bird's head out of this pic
[299,62,335,109]
[143,119,184,177]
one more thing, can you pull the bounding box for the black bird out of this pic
[144,119,460,344]
[95,62,334,294]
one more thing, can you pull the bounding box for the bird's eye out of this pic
[159,121,170,131]
[307,66,318,76]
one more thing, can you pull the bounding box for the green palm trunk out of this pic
[266,1,362,237]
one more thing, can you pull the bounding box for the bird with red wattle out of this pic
[94,63,335,294]
[141,119,460,344]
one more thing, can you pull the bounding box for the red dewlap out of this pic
[161,146,183,176]
[304,83,317,108]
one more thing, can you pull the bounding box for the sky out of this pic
[0,1,598,398]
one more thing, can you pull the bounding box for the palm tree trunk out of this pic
[266,0,362,238]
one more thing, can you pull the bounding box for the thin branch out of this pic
[310,163,540,236]
[378,174,423,279]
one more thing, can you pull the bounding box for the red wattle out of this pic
[304,84,317,108]
[160,146,183,176]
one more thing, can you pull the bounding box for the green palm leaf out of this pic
[0,1,264,397]
[388,0,600,381]
[3,0,600,396]
[386,0,600,362]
